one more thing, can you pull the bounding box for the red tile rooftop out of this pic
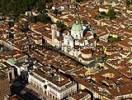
[0,48,22,60]
[0,1,131,99]
[31,48,83,73]
[31,22,52,39]
[70,90,91,100]
[33,67,70,87]
[74,68,87,77]
[92,66,132,97]
[118,39,132,50]
[81,48,92,54]
[9,95,22,100]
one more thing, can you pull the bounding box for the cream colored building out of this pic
[28,67,77,100]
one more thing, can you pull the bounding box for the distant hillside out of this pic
[0,0,52,17]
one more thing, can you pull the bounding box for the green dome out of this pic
[7,58,16,65]
[71,22,83,32]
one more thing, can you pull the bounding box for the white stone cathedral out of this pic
[51,19,96,64]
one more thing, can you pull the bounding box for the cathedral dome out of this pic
[71,21,83,32]
[71,20,83,39]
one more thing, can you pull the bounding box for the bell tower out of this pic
[51,24,57,44]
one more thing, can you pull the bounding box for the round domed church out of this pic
[51,18,94,55]
[71,20,83,40]
[49,17,95,64]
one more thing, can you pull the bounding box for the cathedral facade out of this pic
[51,19,96,65]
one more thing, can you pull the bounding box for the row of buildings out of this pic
[0,0,131,100]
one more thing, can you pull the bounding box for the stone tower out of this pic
[51,24,57,44]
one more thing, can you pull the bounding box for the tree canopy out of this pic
[0,0,33,16]
[0,0,48,17]
[96,7,116,20]
[126,0,132,7]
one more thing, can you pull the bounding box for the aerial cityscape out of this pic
[0,0,132,100]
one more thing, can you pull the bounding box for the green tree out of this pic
[126,0,132,7]
[107,8,116,20]
[37,13,52,24]
[0,0,43,17]
[56,21,67,32]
